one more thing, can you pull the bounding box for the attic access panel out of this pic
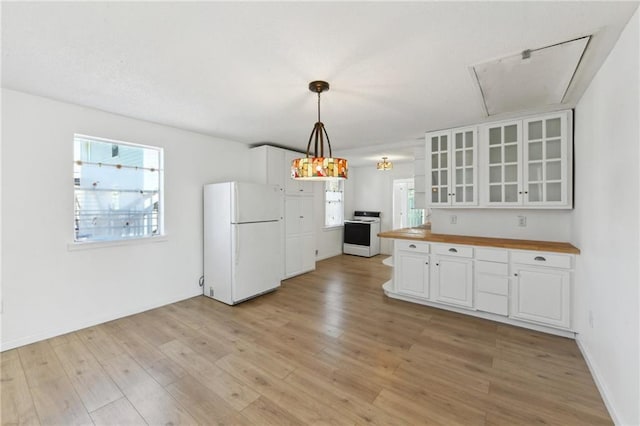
[472,36,590,116]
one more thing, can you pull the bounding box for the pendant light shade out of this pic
[377,157,393,170]
[291,81,348,180]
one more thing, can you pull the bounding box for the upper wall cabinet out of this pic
[426,109,573,209]
[483,110,572,208]
[426,126,478,207]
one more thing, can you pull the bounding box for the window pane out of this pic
[324,180,344,227]
[74,135,163,242]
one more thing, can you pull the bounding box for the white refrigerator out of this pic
[203,181,283,305]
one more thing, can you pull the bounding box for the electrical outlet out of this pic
[450,215,457,225]
[588,310,594,328]
[518,215,527,227]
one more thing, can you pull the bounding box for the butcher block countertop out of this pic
[378,228,580,254]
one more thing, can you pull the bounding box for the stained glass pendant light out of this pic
[377,156,393,170]
[291,81,348,180]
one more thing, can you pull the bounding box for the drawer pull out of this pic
[409,244,416,249]
[534,256,546,262]
[448,248,458,253]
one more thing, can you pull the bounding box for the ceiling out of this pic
[2,2,637,167]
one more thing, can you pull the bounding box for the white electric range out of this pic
[343,211,381,257]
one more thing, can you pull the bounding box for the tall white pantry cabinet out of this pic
[250,145,316,278]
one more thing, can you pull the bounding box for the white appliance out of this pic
[203,181,283,305]
[343,211,381,257]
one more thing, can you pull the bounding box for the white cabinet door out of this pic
[395,250,430,298]
[522,112,570,206]
[301,234,315,273]
[484,120,523,206]
[285,198,301,236]
[300,197,314,234]
[285,151,315,195]
[426,127,478,207]
[432,256,473,308]
[511,266,571,328]
[285,235,302,277]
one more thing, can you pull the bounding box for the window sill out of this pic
[323,225,344,231]
[67,235,168,251]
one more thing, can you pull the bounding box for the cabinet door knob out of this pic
[436,263,440,266]
[534,256,546,261]
[525,191,529,194]
[518,191,523,194]
[448,248,458,253]
[409,244,416,248]
[425,262,429,265]
[514,273,518,277]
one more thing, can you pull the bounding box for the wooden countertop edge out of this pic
[378,229,580,254]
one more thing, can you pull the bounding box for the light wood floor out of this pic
[2,254,611,425]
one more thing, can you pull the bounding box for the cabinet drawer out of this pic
[511,251,572,269]
[476,261,508,276]
[477,292,508,316]
[476,274,509,295]
[476,248,509,263]
[433,244,473,258]
[395,240,430,253]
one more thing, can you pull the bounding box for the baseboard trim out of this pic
[575,336,620,425]
[0,290,202,352]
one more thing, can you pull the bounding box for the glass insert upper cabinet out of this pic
[483,110,572,208]
[426,126,478,207]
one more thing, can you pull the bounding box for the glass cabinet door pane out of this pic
[547,182,561,201]
[505,165,517,182]
[546,161,561,181]
[441,136,447,151]
[431,171,438,186]
[504,125,518,143]
[547,139,561,159]
[432,188,439,203]
[528,163,543,182]
[456,169,463,184]
[465,131,473,147]
[455,151,463,167]
[529,142,542,161]
[440,190,448,202]
[528,183,542,202]
[505,145,517,162]
[528,121,543,140]
[431,137,439,152]
[440,170,448,185]
[455,187,463,202]
[440,153,448,168]
[546,118,561,138]
[490,147,501,164]
[465,186,473,202]
[432,154,438,169]
[489,128,501,145]
[465,150,473,166]
[490,185,502,202]
[489,166,501,183]
[465,168,473,184]
[455,133,463,149]
[505,184,518,202]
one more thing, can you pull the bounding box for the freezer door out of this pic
[231,182,282,223]
[231,221,282,303]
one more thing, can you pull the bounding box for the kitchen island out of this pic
[378,228,580,337]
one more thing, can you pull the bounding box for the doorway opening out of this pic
[393,178,425,229]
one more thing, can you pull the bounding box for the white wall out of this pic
[1,89,251,350]
[347,162,414,254]
[431,209,572,242]
[571,9,639,425]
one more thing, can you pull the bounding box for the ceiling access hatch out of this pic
[471,36,591,116]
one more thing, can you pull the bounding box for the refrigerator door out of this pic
[231,221,282,303]
[231,182,282,224]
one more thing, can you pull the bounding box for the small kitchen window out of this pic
[325,180,344,228]
[73,134,164,243]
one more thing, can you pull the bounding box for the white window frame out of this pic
[324,180,344,228]
[72,134,165,247]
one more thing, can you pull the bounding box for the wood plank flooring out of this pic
[1,254,611,425]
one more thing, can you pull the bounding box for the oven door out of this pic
[344,222,371,246]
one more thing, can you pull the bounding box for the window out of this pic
[325,180,344,227]
[73,134,163,242]
[393,179,425,228]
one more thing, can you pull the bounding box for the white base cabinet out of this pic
[511,266,571,329]
[394,241,430,298]
[432,255,473,308]
[386,239,576,337]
